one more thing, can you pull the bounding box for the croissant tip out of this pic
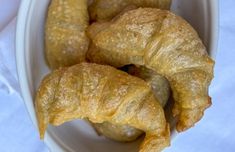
[39,134,44,140]
[39,129,45,140]
[176,122,192,132]
[207,96,212,108]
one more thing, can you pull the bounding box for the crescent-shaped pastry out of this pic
[92,66,170,142]
[87,8,215,132]
[45,0,90,69]
[35,63,170,152]
[89,0,171,21]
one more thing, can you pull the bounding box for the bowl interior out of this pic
[20,0,218,151]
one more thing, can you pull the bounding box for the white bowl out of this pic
[16,0,219,152]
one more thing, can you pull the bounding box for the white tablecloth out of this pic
[0,0,234,152]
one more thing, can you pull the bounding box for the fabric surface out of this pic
[0,0,234,151]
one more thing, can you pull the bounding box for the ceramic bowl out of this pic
[16,0,219,151]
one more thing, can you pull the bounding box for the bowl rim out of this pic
[16,0,219,151]
[16,0,64,151]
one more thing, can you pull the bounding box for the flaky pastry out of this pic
[35,63,170,152]
[45,0,89,69]
[92,121,143,142]
[87,8,215,132]
[92,65,170,142]
[127,66,170,107]
[89,0,171,21]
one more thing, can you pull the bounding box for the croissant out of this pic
[92,121,143,142]
[89,0,171,21]
[87,8,215,132]
[45,0,90,69]
[35,63,170,152]
[92,65,170,142]
[127,66,170,107]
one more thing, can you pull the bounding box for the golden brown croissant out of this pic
[92,121,143,142]
[127,66,170,107]
[92,66,170,142]
[89,0,171,21]
[35,63,170,152]
[87,8,215,132]
[45,0,90,69]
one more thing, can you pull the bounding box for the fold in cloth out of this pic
[0,0,21,94]
[0,18,20,94]
[0,0,21,31]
